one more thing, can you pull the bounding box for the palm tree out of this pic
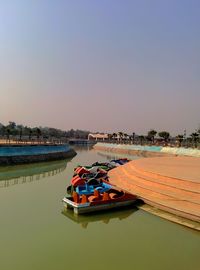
[0,125,6,136]
[29,129,32,141]
[147,130,157,144]
[118,132,124,142]
[6,128,10,142]
[176,134,184,147]
[132,132,135,144]
[138,135,145,145]
[19,128,22,141]
[123,133,128,143]
[36,128,42,142]
[112,133,117,143]
[190,133,199,148]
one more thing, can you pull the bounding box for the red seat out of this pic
[102,192,110,201]
[88,189,102,202]
[81,194,88,204]
[72,191,80,203]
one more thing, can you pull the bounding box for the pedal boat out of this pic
[75,182,112,195]
[62,188,136,215]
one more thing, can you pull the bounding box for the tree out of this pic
[19,128,22,141]
[176,135,184,147]
[112,133,117,140]
[132,132,135,143]
[190,133,199,148]
[118,132,124,142]
[29,129,32,141]
[36,128,42,141]
[147,130,157,143]
[8,121,16,129]
[0,121,92,143]
[158,131,170,142]
[5,122,17,136]
[6,128,10,141]
[138,135,145,145]
[0,124,6,136]
[123,133,128,142]
[111,133,117,143]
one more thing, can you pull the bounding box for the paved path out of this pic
[108,156,200,224]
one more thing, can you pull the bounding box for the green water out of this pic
[0,147,199,270]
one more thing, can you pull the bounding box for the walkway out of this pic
[108,156,200,224]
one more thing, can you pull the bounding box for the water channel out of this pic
[0,146,199,270]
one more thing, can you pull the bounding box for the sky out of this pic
[0,0,199,136]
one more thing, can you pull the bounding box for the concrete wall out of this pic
[0,144,76,165]
[94,143,200,158]
[161,147,200,157]
[0,145,71,156]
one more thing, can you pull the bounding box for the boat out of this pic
[110,158,130,165]
[67,158,131,195]
[63,158,134,215]
[62,188,137,214]
[70,175,105,187]
[71,171,108,184]
[67,169,109,194]
[74,166,108,176]
[73,158,129,176]
[67,178,110,194]
[91,162,116,170]
[70,171,108,187]
[75,182,112,195]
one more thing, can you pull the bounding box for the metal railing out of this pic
[98,139,200,149]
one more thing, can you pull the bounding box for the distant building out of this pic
[88,133,108,141]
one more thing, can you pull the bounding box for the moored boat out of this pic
[62,188,136,214]
[63,158,134,215]
[67,178,110,195]
[75,182,112,195]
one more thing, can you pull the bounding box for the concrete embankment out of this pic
[0,144,76,165]
[108,157,200,230]
[94,142,200,158]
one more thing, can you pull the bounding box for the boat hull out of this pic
[62,196,136,214]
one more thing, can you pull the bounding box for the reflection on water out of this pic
[62,206,137,229]
[0,158,72,188]
[96,150,140,160]
[61,147,140,229]
[71,144,94,152]
[0,146,199,270]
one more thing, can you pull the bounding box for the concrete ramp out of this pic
[108,157,200,224]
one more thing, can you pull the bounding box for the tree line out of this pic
[0,122,90,141]
[1,121,199,148]
[108,128,200,148]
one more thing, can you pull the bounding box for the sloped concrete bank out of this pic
[94,143,173,157]
[94,142,200,158]
[138,204,200,231]
[0,144,76,165]
[108,157,200,230]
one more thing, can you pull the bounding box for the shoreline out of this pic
[108,157,200,230]
[94,143,200,230]
[93,142,200,158]
[94,144,174,157]
[138,204,200,231]
[0,144,76,165]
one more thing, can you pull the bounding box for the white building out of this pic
[88,133,108,141]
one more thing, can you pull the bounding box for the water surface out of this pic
[0,146,199,270]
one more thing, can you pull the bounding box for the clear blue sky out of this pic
[0,0,199,135]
